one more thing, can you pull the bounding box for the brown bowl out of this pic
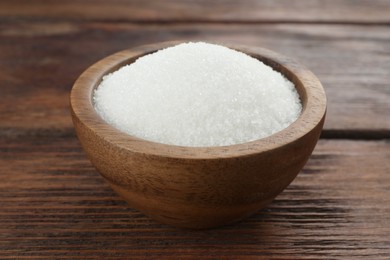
[70,41,326,229]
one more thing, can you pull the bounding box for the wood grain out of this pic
[0,22,389,137]
[1,0,390,24]
[1,136,389,258]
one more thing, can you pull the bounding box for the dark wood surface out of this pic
[1,23,389,136]
[1,0,390,23]
[1,1,389,258]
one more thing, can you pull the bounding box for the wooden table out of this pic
[1,1,389,258]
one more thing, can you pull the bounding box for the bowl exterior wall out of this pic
[72,112,324,229]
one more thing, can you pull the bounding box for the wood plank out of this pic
[0,0,390,24]
[1,136,389,258]
[1,22,389,136]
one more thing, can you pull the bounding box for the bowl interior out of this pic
[71,42,326,159]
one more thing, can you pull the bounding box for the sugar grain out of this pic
[94,42,302,147]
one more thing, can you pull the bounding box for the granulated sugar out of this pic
[94,42,302,147]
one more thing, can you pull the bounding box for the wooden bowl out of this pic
[70,41,326,229]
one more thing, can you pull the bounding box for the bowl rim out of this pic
[70,41,326,160]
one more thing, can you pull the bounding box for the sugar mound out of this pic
[94,42,302,147]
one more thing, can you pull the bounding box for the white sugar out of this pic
[94,42,302,147]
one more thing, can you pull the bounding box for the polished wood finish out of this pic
[70,42,326,228]
[1,0,389,258]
